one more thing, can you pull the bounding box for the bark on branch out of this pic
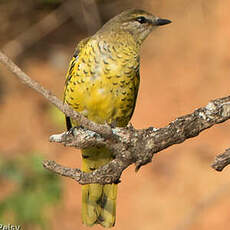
[212,148,230,172]
[0,51,112,138]
[0,50,229,185]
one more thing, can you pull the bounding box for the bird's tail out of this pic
[81,147,118,228]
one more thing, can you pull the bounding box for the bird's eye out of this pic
[135,16,148,24]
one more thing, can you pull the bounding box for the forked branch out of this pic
[1,50,230,185]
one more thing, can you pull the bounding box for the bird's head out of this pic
[100,9,171,44]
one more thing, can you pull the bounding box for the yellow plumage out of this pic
[64,34,139,126]
[64,32,139,228]
[63,9,171,228]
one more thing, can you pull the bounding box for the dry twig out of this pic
[0,50,112,137]
[2,0,100,59]
[0,50,230,185]
[212,148,230,171]
[80,0,102,34]
[2,3,71,59]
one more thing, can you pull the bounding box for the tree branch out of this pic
[1,50,229,185]
[44,96,230,184]
[0,50,112,137]
[2,2,71,59]
[212,148,230,171]
[2,0,92,59]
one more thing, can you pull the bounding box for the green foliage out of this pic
[0,154,63,229]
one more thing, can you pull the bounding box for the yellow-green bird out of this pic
[63,9,171,227]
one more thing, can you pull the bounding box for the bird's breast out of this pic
[64,38,140,126]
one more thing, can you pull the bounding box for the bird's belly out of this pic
[64,72,136,127]
[83,87,116,124]
[77,84,134,126]
[64,43,139,127]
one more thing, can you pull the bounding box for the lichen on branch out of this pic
[1,50,230,185]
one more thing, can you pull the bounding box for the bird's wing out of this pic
[64,37,90,87]
[128,68,140,122]
[64,37,90,130]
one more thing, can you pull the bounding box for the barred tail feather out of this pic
[81,147,118,228]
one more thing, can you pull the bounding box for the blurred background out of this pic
[1,0,230,229]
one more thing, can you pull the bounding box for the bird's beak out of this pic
[155,18,172,26]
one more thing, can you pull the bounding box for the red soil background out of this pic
[1,0,230,229]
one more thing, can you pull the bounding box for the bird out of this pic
[63,9,171,228]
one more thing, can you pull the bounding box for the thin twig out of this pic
[0,50,112,137]
[1,50,230,185]
[80,0,102,34]
[2,0,103,59]
[2,1,71,59]
[212,148,230,171]
[43,158,127,185]
[45,96,230,184]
